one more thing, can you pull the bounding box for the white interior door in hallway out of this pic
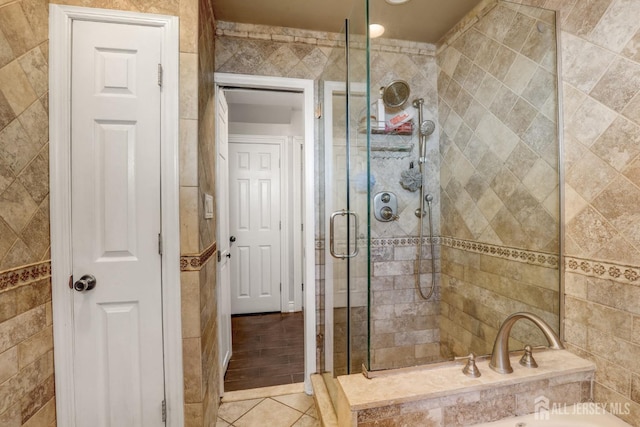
[216,88,233,379]
[70,19,165,426]
[229,140,282,314]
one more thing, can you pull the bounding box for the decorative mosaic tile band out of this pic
[216,21,436,56]
[0,260,51,293]
[180,242,218,271]
[565,256,640,285]
[440,236,559,268]
[317,236,558,268]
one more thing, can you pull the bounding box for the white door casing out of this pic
[50,6,182,426]
[213,73,315,395]
[229,139,282,314]
[216,89,232,382]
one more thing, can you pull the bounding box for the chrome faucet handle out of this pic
[519,345,538,368]
[455,352,481,378]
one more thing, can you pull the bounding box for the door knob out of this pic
[226,253,231,258]
[74,274,97,292]
[230,236,236,243]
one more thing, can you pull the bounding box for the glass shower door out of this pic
[325,10,371,380]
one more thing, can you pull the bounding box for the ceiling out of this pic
[212,0,485,44]
[225,89,303,124]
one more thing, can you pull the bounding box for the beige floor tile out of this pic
[234,398,303,427]
[273,393,314,413]
[217,398,263,423]
[216,418,231,427]
[305,405,318,419]
[292,414,320,427]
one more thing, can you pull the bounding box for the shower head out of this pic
[419,120,436,137]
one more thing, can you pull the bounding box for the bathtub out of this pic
[473,403,632,427]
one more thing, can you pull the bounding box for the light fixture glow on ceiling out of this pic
[369,24,385,38]
[385,0,411,4]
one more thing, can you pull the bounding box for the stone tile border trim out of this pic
[180,241,217,271]
[215,21,436,56]
[316,236,559,268]
[440,236,559,268]
[565,256,640,285]
[0,260,51,293]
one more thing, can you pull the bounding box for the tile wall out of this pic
[0,0,217,424]
[436,1,562,359]
[543,0,640,424]
[450,0,640,424]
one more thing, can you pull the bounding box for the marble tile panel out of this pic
[488,45,517,81]
[17,48,47,98]
[180,53,198,120]
[0,3,37,58]
[565,147,618,202]
[20,375,54,423]
[591,175,640,248]
[0,91,15,131]
[567,206,619,257]
[623,92,640,126]
[475,4,517,42]
[475,73,501,108]
[180,271,200,339]
[563,185,588,223]
[17,325,52,370]
[591,116,640,171]
[13,278,49,317]
[522,66,555,110]
[522,158,557,203]
[0,28,14,70]
[0,350,51,414]
[18,198,48,261]
[20,0,48,47]
[489,84,518,122]
[0,346,17,384]
[180,119,198,187]
[21,396,55,427]
[475,113,519,161]
[588,0,640,53]
[180,186,199,254]
[504,98,537,135]
[521,20,555,65]
[0,60,37,117]
[561,31,615,93]
[0,237,36,270]
[0,215,15,263]
[503,54,538,95]
[590,57,640,113]
[179,0,197,53]
[183,337,203,403]
[0,180,38,234]
[184,403,203,427]
[521,113,557,166]
[622,28,640,62]
[568,95,618,147]
[17,152,48,206]
[562,0,613,37]
[503,12,536,52]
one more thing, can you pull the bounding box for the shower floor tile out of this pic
[224,312,304,392]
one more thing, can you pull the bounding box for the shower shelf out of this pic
[358,120,414,136]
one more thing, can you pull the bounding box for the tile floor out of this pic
[217,385,319,427]
[224,312,304,391]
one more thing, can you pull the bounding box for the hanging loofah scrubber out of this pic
[400,163,422,192]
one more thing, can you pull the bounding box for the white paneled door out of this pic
[229,142,282,314]
[216,89,232,378]
[71,20,165,426]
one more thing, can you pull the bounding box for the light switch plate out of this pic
[204,194,214,219]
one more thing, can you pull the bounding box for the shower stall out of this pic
[317,0,562,411]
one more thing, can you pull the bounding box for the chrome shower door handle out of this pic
[329,210,359,259]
